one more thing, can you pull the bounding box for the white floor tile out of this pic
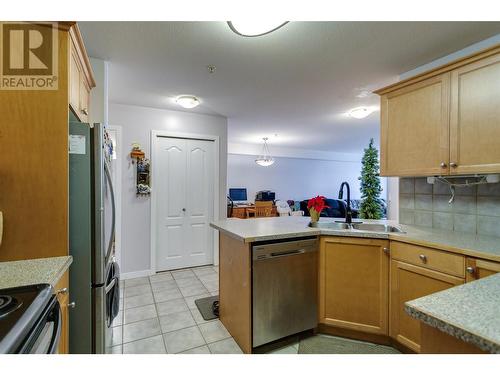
[179,345,211,354]
[153,288,183,303]
[159,310,196,333]
[175,277,202,288]
[107,345,122,354]
[156,298,189,316]
[124,292,154,309]
[198,320,231,344]
[190,308,208,325]
[111,326,122,347]
[112,310,123,327]
[123,335,166,354]
[149,272,173,283]
[124,284,151,298]
[123,304,157,325]
[151,280,178,292]
[179,284,209,298]
[125,277,150,287]
[171,269,195,280]
[123,318,161,344]
[163,326,206,354]
[208,338,243,354]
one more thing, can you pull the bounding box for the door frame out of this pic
[150,130,220,273]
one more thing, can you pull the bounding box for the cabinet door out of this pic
[380,73,450,176]
[465,257,500,282]
[319,237,389,335]
[450,53,500,174]
[54,271,70,354]
[69,49,81,119]
[390,260,463,352]
[79,79,90,123]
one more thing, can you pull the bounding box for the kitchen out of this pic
[1,3,500,374]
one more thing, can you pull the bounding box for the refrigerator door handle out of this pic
[104,161,116,265]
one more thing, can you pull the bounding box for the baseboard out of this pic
[120,269,154,280]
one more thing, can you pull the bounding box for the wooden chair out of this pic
[254,201,273,217]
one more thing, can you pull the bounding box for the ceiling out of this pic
[79,22,500,154]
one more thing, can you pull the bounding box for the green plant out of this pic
[358,138,383,219]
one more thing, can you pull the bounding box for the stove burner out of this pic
[0,295,22,318]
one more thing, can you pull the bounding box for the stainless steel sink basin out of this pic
[351,223,404,233]
[308,222,351,230]
[309,221,404,233]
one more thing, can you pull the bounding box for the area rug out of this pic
[298,334,400,354]
[194,295,219,321]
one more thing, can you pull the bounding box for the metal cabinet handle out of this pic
[440,162,447,168]
[466,266,475,274]
[67,302,76,309]
[450,162,458,168]
[383,247,390,255]
[81,108,88,115]
[56,287,68,295]
[419,254,427,263]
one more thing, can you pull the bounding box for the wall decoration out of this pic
[130,143,151,196]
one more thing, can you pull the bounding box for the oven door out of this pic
[19,296,62,354]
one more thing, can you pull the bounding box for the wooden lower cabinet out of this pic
[465,257,500,282]
[54,271,70,354]
[390,260,463,352]
[319,237,390,336]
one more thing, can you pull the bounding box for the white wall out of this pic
[89,57,109,124]
[228,153,388,204]
[109,103,228,276]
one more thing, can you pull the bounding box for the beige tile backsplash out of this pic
[399,177,500,237]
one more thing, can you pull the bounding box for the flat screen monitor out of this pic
[229,188,247,202]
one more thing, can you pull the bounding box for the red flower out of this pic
[307,195,329,213]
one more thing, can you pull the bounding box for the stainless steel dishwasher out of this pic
[252,237,318,347]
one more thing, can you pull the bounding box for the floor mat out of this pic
[194,295,219,321]
[298,334,400,354]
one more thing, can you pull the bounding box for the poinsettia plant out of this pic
[307,195,329,223]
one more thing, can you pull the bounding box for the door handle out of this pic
[182,208,186,212]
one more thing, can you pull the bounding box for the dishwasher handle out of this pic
[270,249,305,258]
[253,239,317,261]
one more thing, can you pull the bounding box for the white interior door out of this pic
[156,136,215,271]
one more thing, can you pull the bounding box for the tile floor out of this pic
[110,265,245,354]
[110,264,396,355]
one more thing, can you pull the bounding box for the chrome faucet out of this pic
[338,182,353,224]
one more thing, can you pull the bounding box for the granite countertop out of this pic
[210,216,500,262]
[405,273,500,353]
[0,256,73,290]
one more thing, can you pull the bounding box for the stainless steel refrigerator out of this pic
[69,122,118,354]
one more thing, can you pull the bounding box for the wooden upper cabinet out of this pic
[376,45,500,177]
[465,257,500,282]
[319,237,390,336]
[380,74,450,176]
[69,25,95,122]
[450,53,500,174]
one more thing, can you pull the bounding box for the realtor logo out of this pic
[0,22,58,90]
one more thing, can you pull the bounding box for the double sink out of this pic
[310,221,404,233]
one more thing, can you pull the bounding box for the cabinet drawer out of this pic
[391,242,464,278]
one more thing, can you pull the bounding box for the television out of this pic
[229,188,247,202]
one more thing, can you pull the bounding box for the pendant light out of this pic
[255,137,275,167]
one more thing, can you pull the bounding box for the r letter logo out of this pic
[0,22,58,90]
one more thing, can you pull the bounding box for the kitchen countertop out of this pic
[0,256,73,290]
[210,216,500,262]
[405,273,500,353]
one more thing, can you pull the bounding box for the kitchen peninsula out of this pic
[210,216,500,354]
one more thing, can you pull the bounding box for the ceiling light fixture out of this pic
[227,21,288,37]
[175,95,200,109]
[255,137,275,167]
[347,106,378,119]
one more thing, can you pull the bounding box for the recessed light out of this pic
[227,21,288,37]
[175,95,200,109]
[347,106,378,119]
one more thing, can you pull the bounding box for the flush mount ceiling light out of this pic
[227,21,288,37]
[347,106,378,119]
[255,137,275,167]
[175,95,200,109]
